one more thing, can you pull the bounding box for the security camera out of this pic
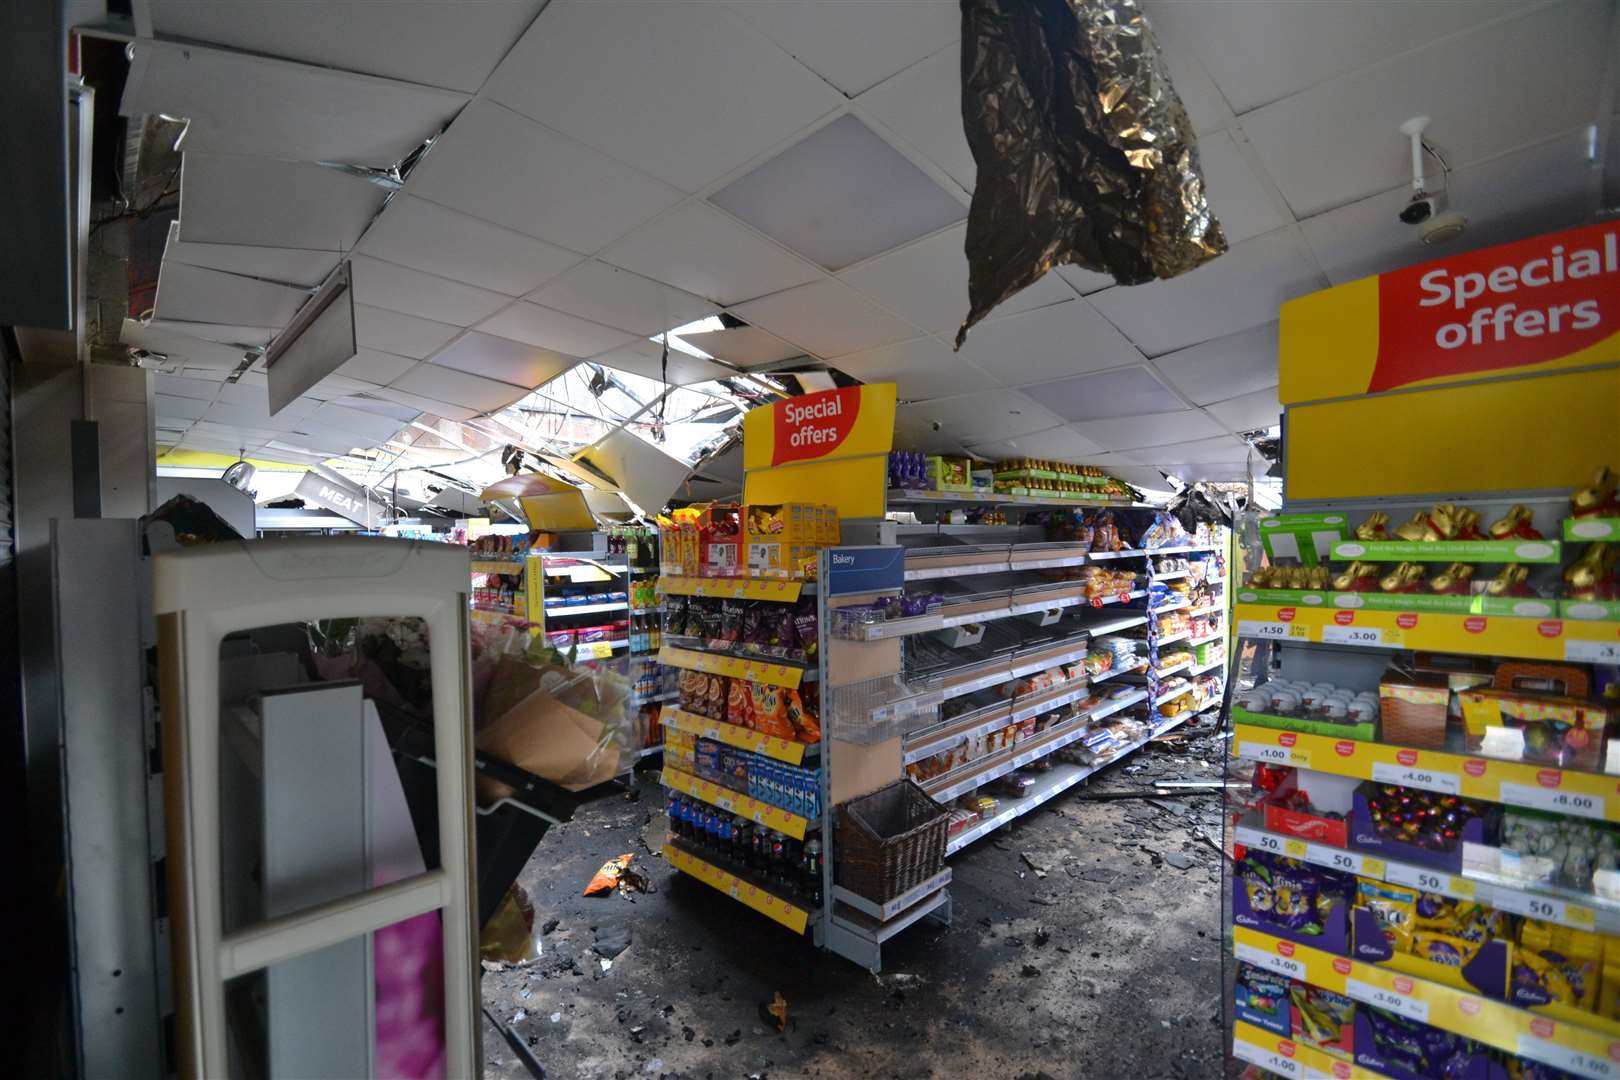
[1399,190,1442,226]
[930,420,942,431]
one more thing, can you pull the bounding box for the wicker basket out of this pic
[1380,669,1449,749]
[835,780,948,904]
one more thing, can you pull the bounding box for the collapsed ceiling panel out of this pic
[161,221,339,288]
[348,254,510,327]
[122,318,253,370]
[528,261,717,338]
[476,302,636,360]
[354,194,581,297]
[148,318,278,349]
[153,261,309,328]
[178,153,389,251]
[393,360,535,411]
[588,339,734,387]
[428,332,576,389]
[674,326,803,369]
[352,303,462,360]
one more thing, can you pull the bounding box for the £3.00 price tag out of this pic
[1239,742,1311,768]
[1234,942,1305,981]
[1320,625,1385,646]
[1372,762,1461,795]
[1238,620,1291,640]
[1517,1035,1618,1080]
[1566,640,1620,665]
[1345,977,1430,1023]
[1231,1039,1300,1079]
[1499,782,1608,821]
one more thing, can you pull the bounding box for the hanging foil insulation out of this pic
[956,0,1227,347]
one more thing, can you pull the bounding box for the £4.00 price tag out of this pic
[1566,640,1620,665]
[1320,624,1385,646]
[1239,741,1311,768]
[1231,1039,1300,1079]
[1372,762,1461,795]
[1238,620,1291,640]
[1346,978,1429,1023]
[1234,942,1306,981]
[1499,781,1608,821]
[1517,1035,1618,1080]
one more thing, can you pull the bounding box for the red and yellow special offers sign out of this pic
[1281,222,1620,405]
[743,384,896,470]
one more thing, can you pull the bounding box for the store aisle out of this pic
[481,714,1228,1080]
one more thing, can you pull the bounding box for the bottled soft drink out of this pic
[768,831,786,886]
[733,818,751,870]
[750,824,766,871]
[717,812,733,854]
[802,838,823,905]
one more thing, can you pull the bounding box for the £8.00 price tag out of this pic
[1345,977,1430,1023]
[1517,1035,1618,1080]
[1239,741,1311,768]
[1234,942,1305,981]
[1499,781,1608,821]
[1231,1039,1300,1079]
[1238,620,1291,640]
[1320,625,1385,646]
[1372,762,1461,795]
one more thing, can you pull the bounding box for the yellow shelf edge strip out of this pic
[1232,1020,1365,1079]
[661,766,810,840]
[662,843,810,933]
[661,707,809,765]
[656,646,806,689]
[659,575,804,602]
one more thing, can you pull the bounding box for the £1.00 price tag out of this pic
[1517,1035,1618,1080]
[1239,742,1311,768]
[1320,624,1385,646]
[1372,762,1461,795]
[1345,978,1430,1023]
[1499,781,1608,821]
[1232,1039,1300,1079]
[1234,942,1306,981]
[1238,620,1291,640]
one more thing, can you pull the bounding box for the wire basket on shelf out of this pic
[835,780,948,904]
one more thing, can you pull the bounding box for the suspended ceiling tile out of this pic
[122,37,467,170]
[428,332,576,389]
[1088,228,1324,356]
[832,337,999,401]
[122,318,252,370]
[356,195,581,297]
[1198,131,1292,245]
[154,393,211,422]
[1030,366,1188,423]
[710,115,966,272]
[488,0,842,192]
[1300,128,1595,286]
[579,428,693,519]
[337,395,421,423]
[1149,25,1235,137]
[148,318,279,349]
[675,326,803,369]
[214,380,318,419]
[1072,409,1226,452]
[601,202,823,306]
[368,385,478,422]
[348,254,510,327]
[353,303,462,360]
[1164,461,1253,484]
[900,389,1066,444]
[201,400,305,433]
[476,302,635,360]
[295,373,379,400]
[179,153,388,251]
[959,300,1144,386]
[837,223,1074,337]
[1203,386,1283,433]
[1240,0,1610,217]
[528,261,717,338]
[161,221,339,288]
[336,348,419,386]
[1149,322,1280,406]
[1056,264,1118,296]
[723,0,959,97]
[1121,434,1249,466]
[962,424,1108,463]
[306,402,412,444]
[407,101,682,255]
[730,279,918,359]
[147,0,545,93]
[154,261,309,329]
[856,45,976,192]
[1147,0,1534,114]
[588,338,733,386]
[1101,460,1177,490]
[393,362,531,412]
[153,373,225,401]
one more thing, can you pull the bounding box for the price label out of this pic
[1386,863,1474,898]
[1235,942,1306,980]
[1500,782,1608,821]
[1345,977,1430,1023]
[1232,1039,1301,1079]
[1237,828,1285,856]
[1490,888,1569,923]
[1372,762,1461,795]
[1319,848,1371,876]
[1517,1035,1618,1080]
[1321,625,1385,646]
[1239,742,1311,768]
[1566,640,1620,665]
[1283,838,1309,858]
[1238,620,1292,640]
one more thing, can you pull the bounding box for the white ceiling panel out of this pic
[1055,264,1119,296]
[148,319,278,348]
[355,195,581,297]
[1072,409,1227,452]
[154,373,225,401]
[336,395,420,423]
[154,261,308,328]
[589,339,733,387]
[477,302,635,359]
[214,380,317,418]
[1204,387,1283,433]
[580,428,694,517]
[348,254,510,327]
[676,326,804,369]
[161,222,338,288]
[1030,366,1189,422]
[368,386,478,422]
[1150,25,1236,137]
[959,299,1145,386]
[837,223,1075,337]
[335,348,418,386]
[1164,461,1255,484]
[123,38,467,170]
[723,0,959,97]
[392,363,532,412]
[306,402,410,444]
[147,0,545,93]
[201,400,305,433]
[832,337,999,401]
[353,303,461,360]
[178,153,388,251]
[122,318,252,370]
[710,115,967,272]
[1122,434,1249,466]
[428,332,575,389]
[961,424,1108,463]
[900,389,1066,444]
[1240,0,1611,217]
[154,394,211,422]
[602,202,823,306]
[406,101,682,255]
[856,45,976,192]
[1198,131,1292,244]
[1088,228,1325,356]
[488,0,842,192]
[1301,129,1596,285]
[1148,0,1535,114]
[1149,322,1280,406]
[528,261,717,337]
[729,279,918,359]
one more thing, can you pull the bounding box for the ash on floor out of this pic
[480,712,1229,1080]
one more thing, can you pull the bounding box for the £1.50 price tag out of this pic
[1345,977,1430,1023]
[1232,1039,1301,1079]
[1517,1035,1618,1080]
[1372,762,1461,795]
[1499,781,1608,821]
[1238,620,1291,640]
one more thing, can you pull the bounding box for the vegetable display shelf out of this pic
[1231,721,1620,822]
[656,645,812,689]
[663,843,812,934]
[660,575,808,602]
[1232,601,1620,664]
[660,707,815,765]
[1234,925,1620,1078]
[661,767,812,840]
